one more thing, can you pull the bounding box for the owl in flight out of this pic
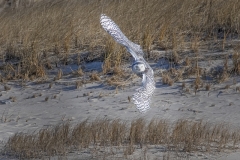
[100,14,155,113]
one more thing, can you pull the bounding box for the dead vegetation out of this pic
[90,72,101,82]
[72,67,84,77]
[105,73,134,89]
[75,80,82,89]
[54,69,63,81]
[0,0,239,85]
[4,85,10,91]
[3,118,240,159]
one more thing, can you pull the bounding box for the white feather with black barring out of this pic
[100,14,155,113]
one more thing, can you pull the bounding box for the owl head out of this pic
[132,61,146,74]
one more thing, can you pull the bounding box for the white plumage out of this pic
[132,62,146,74]
[100,14,155,113]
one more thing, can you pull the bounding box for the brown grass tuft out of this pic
[75,81,82,89]
[76,68,84,77]
[128,96,131,103]
[162,73,174,86]
[181,82,186,89]
[218,70,229,83]
[224,84,230,90]
[45,96,49,102]
[232,52,240,74]
[48,82,53,89]
[194,74,202,87]
[236,86,240,92]
[90,72,101,82]
[4,85,11,91]
[184,57,191,66]
[205,83,211,91]
[142,28,154,58]
[72,67,84,77]
[9,96,16,102]
[54,69,63,81]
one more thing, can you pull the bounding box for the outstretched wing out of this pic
[132,68,155,113]
[100,14,155,112]
[100,14,144,60]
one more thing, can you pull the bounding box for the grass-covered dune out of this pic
[0,0,240,81]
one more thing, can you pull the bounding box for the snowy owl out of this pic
[100,14,155,113]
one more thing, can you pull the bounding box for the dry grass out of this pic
[45,96,49,102]
[0,0,239,83]
[75,80,82,89]
[90,72,101,82]
[74,67,84,77]
[236,86,240,92]
[54,69,63,81]
[9,96,16,102]
[3,118,240,159]
[232,52,240,74]
[224,84,231,90]
[218,70,230,83]
[105,73,134,88]
[205,83,211,91]
[4,85,11,91]
[181,82,186,89]
[184,57,191,67]
[48,82,53,89]
[162,73,174,86]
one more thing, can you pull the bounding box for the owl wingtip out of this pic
[100,14,107,19]
[100,14,109,23]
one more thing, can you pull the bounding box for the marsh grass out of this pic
[75,80,82,89]
[4,85,11,91]
[73,67,84,77]
[205,83,211,91]
[0,0,240,84]
[3,118,240,159]
[90,72,101,82]
[54,69,63,81]
[162,73,174,86]
[105,73,134,88]
[232,52,240,74]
